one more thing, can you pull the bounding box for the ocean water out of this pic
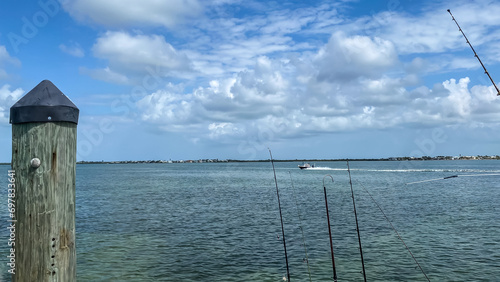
[1,160,499,281]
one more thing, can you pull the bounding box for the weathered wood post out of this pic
[10,80,79,281]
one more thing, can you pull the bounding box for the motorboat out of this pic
[298,163,314,169]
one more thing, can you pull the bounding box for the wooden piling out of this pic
[10,80,79,281]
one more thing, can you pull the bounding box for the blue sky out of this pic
[1,0,500,161]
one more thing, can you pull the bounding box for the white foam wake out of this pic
[302,167,338,170]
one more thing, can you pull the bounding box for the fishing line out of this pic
[269,149,291,282]
[406,173,500,185]
[288,171,313,282]
[356,180,431,282]
[346,161,367,282]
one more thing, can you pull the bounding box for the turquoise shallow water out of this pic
[1,160,499,281]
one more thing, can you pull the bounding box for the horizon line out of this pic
[1,154,498,165]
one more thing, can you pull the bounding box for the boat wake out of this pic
[302,167,338,171]
[299,167,500,173]
[359,169,500,173]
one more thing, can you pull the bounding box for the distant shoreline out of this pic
[1,155,498,166]
[74,155,500,164]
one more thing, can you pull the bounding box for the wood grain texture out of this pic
[12,122,76,282]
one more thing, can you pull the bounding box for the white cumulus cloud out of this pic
[85,31,192,84]
[208,122,244,139]
[443,77,472,118]
[135,45,500,145]
[81,1,500,148]
[79,67,129,85]
[0,45,21,79]
[315,32,398,82]
[61,0,203,29]
[59,42,85,57]
[0,84,24,124]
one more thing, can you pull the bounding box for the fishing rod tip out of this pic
[323,174,334,186]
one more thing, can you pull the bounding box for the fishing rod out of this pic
[268,149,291,281]
[356,179,431,282]
[323,175,337,282]
[447,9,500,96]
[346,161,367,282]
[288,172,313,282]
[406,173,500,185]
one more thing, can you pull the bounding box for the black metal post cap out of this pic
[10,80,79,124]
